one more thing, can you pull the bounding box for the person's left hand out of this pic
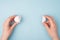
[1,16,17,40]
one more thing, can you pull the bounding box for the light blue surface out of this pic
[0,0,60,40]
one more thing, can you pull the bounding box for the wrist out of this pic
[1,34,8,40]
[1,36,8,40]
[52,36,59,40]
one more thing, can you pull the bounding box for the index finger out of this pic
[44,15,54,23]
[6,16,16,22]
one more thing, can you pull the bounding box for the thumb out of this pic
[43,22,50,31]
[10,23,17,31]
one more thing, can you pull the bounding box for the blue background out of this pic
[0,0,60,40]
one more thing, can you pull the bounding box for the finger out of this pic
[44,16,54,23]
[9,23,17,33]
[5,16,16,23]
[10,23,17,31]
[43,22,50,30]
[44,15,56,28]
[7,16,16,22]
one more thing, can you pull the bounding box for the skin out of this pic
[1,16,17,40]
[43,16,59,40]
[0,15,59,40]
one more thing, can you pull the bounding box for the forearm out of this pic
[53,38,59,40]
[1,37,8,40]
[1,34,8,40]
[52,36,59,40]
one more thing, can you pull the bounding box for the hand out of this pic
[1,16,17,40]
[43,16,59,40]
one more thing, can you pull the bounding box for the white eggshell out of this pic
[42,16,46,23]
[14,16,21,24]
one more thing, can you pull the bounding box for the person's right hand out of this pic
[42,16,59,40]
